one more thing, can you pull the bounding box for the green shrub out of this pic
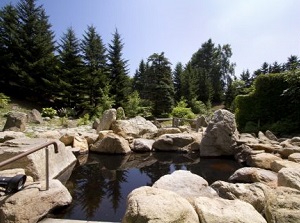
[78,113,90,126]
[42,107,57,118]
[171,98,196,119]
[0,93,10,108]
[190,98,207,115]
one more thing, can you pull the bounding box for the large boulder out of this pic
[211,181,270,213]
[0,131,27,143]
[247,153,282,170]
[3,111,27,132]
[278,168,300,190]
[200,109,239,156]
[90,133,131,154]
[0,138,77,181]
[27,109,43,124]
[228,167,278,186]
[270,159,300,172]
[153,170,218,200]
[265,187,300,223]
[96,108,117,132]
[131,138,154,152]
[153,133,199,152]
[123,186,199,223]
[0,180,72,223]
[193,196,267,223]
[111,116,158,138]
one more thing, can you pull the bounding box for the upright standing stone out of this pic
[96,109,117,132]
[200,109,239,156]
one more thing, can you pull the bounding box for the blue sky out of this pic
[1,0,300,77]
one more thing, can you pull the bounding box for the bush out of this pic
[0,93,10,108]
[190,98,207,115]
[171,98,196,119]
[42,107,57,118]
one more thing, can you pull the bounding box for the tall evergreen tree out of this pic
[107,29,130,107]
[189,39,234,103]
[173,62,183,102]
[81,25,110,115]
[146,52,174,116]
[57,27,82,108]
[285,55,300,71]
[16,0,57,101]
[240,69,252,87]
[133,59,147,97]
[0,4,19,91]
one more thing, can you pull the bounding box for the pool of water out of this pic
[52,152,242,222]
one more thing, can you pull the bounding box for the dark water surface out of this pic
[53,152,242,222]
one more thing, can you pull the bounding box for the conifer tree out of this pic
[107,29,130,108]
[0,4,19,91]
[146,52,174,116]
[81,25,112,116]
[173,62,183,103]
[16,0,57,101]
[57,27,82,108]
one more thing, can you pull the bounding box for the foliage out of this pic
[146,52,174,117]
[235,73,299,135]
[107,29,130,108]
[116,107,125,120]
[0,93,10,108]
[77,113,90,126]
[171,98,196,119]
[124,91,142,118]
[42,107,57,118]
[190,97,207,115]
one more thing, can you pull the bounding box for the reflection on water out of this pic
[53,152,242,222]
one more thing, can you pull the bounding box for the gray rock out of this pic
[90,133,131,154]
[288,153,300,163]
[153,133,198,152]
[200,109,239,156]
[265,186,300,223]
[270,159,300,172]
[193,196,267,223]
[3,111,27,132]
[211,181,270,213]
[97,108,117,132]
[27,109,43,124]
[131,138,154,152]
[247,152,282,169]
[0,138,77,181]
[278,168,300,190]
[0,180,72,223]
[123,186,199,223]
[111,116,158,138]
[0,131,28,143]
[153,170,218,201]
[229,167,278,186]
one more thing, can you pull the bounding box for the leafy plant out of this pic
[171,98,196,119]
[78,113,90,126]
[42,107,57,118]
[0,93,10,108]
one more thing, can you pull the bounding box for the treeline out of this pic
[0,0,299,135]
[0,0,235,118]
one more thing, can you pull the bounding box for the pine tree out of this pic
[189,39,234,103]
[57,27,82,108]
[81,25,111,116]
[16,0,57,101]
[286,55,300,71]
[133,59,147,97]
[146,52,174,116]
[107,29,130,108]
[173,62,183,103]
[0,4,19,91]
